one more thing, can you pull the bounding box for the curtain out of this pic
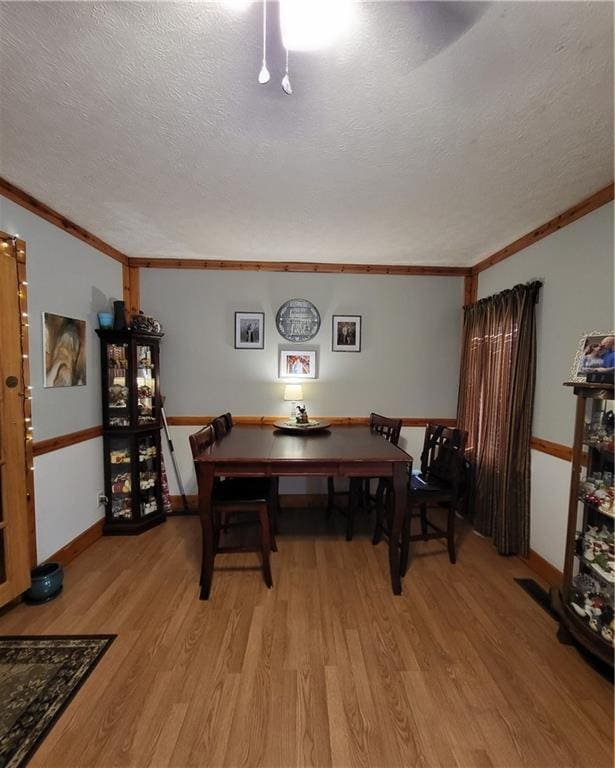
[457,281,541,555]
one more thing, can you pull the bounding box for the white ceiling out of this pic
[0,1,612,266]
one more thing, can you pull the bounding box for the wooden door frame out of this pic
[1,231,36,566]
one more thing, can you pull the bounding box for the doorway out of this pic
[0,232,33,607]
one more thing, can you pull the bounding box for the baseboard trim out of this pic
[46,518,105,567]
[520,549,563,587]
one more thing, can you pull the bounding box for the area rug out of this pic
[0,635,115,768]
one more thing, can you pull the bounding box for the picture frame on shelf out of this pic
[332,315,361,352]
[279,348,317,379]
[569,331,614,383]
[234,311,265,349]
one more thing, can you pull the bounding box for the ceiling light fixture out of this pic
[279,0,354,52]
[253,0,354,95]
[258,0,270,84]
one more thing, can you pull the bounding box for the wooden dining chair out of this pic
[328,412,402,541]
[212,415,229,440]
[398,424,468,575]
[189,425,276,590]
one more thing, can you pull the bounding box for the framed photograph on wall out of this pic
[235,312,264,349]
[332,315,361,352]
[43,312,86,387]
[569,331,614,383]
[279,348,317,379]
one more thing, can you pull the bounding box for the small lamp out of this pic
[283,384,304,418]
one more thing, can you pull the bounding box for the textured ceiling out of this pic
[0,1,612,266]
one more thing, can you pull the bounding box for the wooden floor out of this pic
[1,508,612,768]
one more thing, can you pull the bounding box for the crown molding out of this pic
[0,176,128,265]
[471,183,614,275]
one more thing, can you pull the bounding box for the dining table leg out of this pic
[196,462,215,600]
[389,462,407,595]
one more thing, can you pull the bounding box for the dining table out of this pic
[194,424,412,599]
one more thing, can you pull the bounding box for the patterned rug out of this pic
[0,635,115,768]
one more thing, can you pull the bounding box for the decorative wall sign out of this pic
[43,312,86,387]
[276,298,320,342]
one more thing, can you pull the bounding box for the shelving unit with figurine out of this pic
[552,373,614,668]
[96,309,166,534]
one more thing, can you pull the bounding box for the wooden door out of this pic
[0,236,31,606]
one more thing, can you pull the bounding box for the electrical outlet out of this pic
[97,491,107,507]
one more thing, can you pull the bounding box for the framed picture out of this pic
[332,315,361,352]
[569,331,615,383]
[43,312,86,387]
[235,312,264,349]
[279,348,317,379]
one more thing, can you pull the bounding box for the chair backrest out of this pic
[421,424,467,492]
[369,412,402,446]
[189,424,215,459]
[222,412,234,431]
[211,415,229,440]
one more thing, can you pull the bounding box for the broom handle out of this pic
[161,403,190,511]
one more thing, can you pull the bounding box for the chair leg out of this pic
[258,504,273,588]
[419,503,428,540]
[400,504,411,576]
[363,479,371,512]
[447,505,457,564]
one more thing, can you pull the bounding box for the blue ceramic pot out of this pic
[25,562,64,604]
[98,312,114,330]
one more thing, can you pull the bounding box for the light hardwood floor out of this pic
[0,510,612,768]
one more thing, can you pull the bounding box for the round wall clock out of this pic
[276,299,321,342]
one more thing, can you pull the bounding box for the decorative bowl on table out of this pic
[273,419,331,433]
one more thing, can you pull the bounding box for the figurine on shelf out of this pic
[108,384,129,408]
[296,405,309,424]
[131,311,162,334]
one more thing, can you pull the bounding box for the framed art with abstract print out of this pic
[279,348,317,379]
[332,315,361,352]
[235,312,264,349]
[43,312,86,387]
[569,331,615,384]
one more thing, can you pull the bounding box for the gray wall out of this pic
[478,202,614,446]
[140,270,464,418]
[0,197,123,440]
[0,197,123,562]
